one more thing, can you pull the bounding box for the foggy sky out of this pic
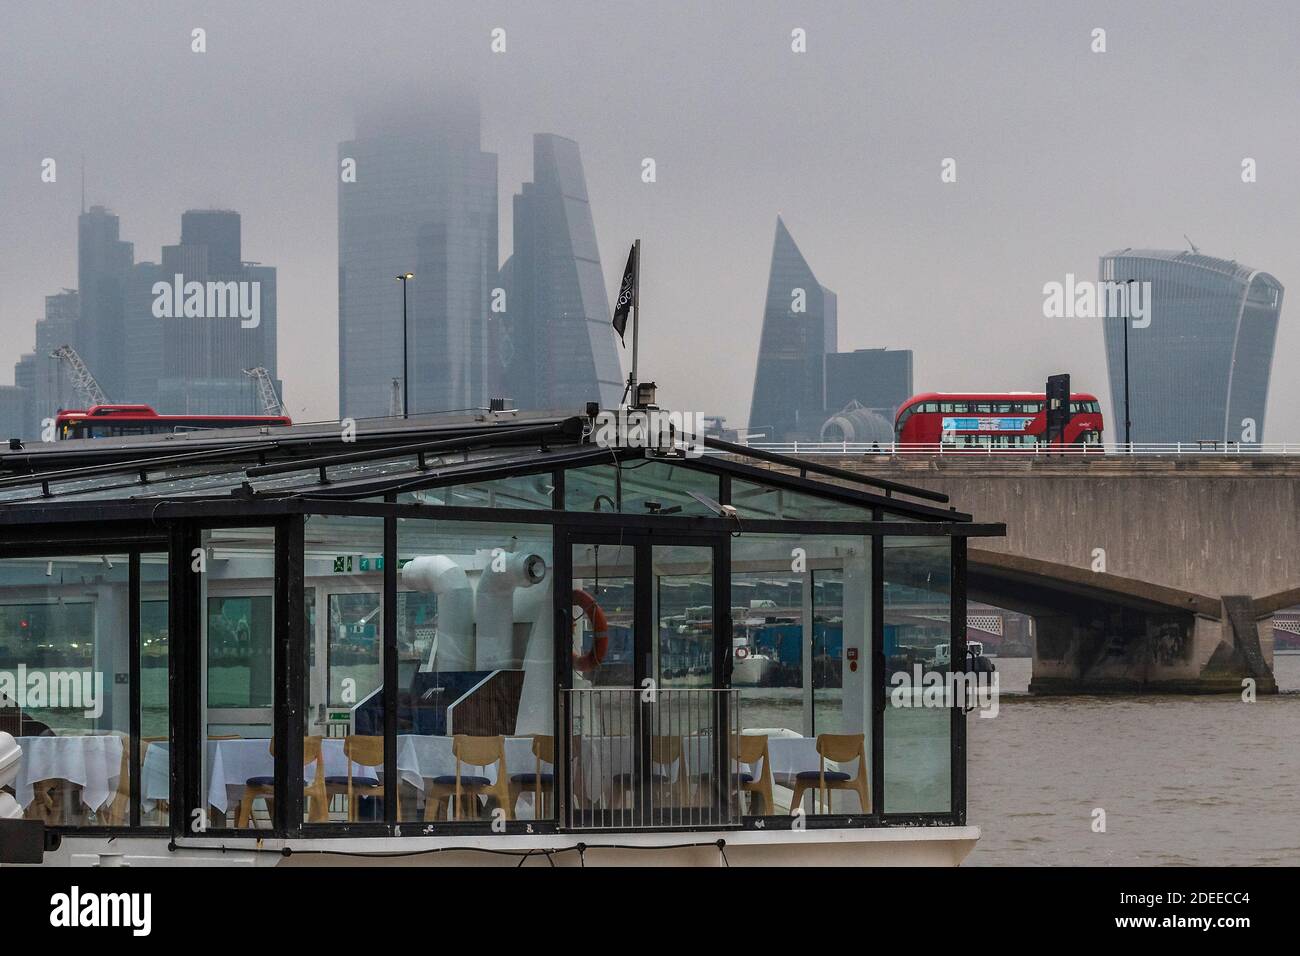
[3,1,1299,438]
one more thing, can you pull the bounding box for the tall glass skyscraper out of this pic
[502,134,623,411]
[338,99,498,419]
[749,217,837,441]
[126,209,280,415]
[77,205,134,401]
[1101,249,1284,443]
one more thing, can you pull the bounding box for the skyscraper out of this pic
[77,206,134,401]
[338,98,498,419]
[502,134,623,411]
[749,217,837,441]
[15,290,83,436]
[1100,249,1284,443]
[824,347,914,420]
[126,209,280,415]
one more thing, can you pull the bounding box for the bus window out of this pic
[940,402,954,413]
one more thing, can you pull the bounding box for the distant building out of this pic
[15,290,83,437]
[76,206,134,401]
[501,134,623,411]
[823,347,914,422]
[749,217,837,441]
[126,209,281,415]
[338,99,498,419]
[1101,249,1284,443]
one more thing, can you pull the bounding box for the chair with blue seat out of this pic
[611,735,688,814]
[237,736,328,827]
[508,734,555,819]
[731,734,774,816]
[324,735,396,822]
[788,733,870,815]
[425,735,512,822]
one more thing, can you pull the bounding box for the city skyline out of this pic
[3,3,1299,438]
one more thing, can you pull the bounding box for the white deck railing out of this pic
[712,442,1300,457]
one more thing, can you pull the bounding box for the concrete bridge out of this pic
[775,455,1300,694]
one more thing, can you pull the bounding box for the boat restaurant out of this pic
[0,406,1004,866]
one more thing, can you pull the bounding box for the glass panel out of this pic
[395,473,555,509]
[653,545,713,688]
[564,460,719,516]
[304,513,386,825]
[731,534,871,818]
[201,526,276,831]
[0,553,130,826]
[138,553,169,826]
[730,479,873,521]
[572,544,634,688]
[395,518,555,824]
[883,537,953,814]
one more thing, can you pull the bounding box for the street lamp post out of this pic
[1123,278,1134,448]
[396,273,414,418]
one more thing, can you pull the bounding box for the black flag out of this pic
[612,244,636,343]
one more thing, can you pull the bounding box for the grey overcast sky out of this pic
[2,1,1299,436]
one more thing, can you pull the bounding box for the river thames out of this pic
[967,654,1300,865]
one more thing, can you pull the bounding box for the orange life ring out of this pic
[572,589,609,674]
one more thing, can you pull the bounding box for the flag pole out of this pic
[630,238,641,405]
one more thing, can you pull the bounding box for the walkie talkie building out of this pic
[1100,249,1283,444]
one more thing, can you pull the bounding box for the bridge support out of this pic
[1028,597,1277,695]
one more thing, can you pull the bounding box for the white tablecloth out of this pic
[142,738,377,814]
[140,736,553,813]
[12,734,124,812]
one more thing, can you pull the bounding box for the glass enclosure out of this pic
[0,435,982,835]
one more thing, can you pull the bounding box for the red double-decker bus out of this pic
[894,392,1104,449]
[56,404,292,440]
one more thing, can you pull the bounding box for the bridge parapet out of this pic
[749,454,1300,693]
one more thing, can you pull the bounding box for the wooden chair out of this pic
[236,736,328,827]
[324,735,396,822]
[425,735,512,822]
[612,735,689,812]
[508,735,555,819]
[731,734,775,815]
[788,733,871,815]
[24,779,81,825]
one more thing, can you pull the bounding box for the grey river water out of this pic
[966,654,1300,865]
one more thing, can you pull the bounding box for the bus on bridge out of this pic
[894,391,1104,450]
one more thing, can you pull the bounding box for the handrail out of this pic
[716,442,1300,457]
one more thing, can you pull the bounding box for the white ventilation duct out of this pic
[474,551,546,669]
[513,576,555,735]
[0,732,21,819]
[402,555,475,671]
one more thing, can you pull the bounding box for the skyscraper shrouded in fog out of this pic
[338,98,498,419]
[748,216,837,441]
[501,134,623,411]
[127,209,280,415]
[77,205,134,401]
[1100,249,1284,444]
[12,290,82,437]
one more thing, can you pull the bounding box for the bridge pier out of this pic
[1027,598,1276,695]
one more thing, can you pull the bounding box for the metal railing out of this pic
[715,441,1300,457]
[563,687,741,830]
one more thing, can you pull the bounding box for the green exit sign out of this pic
[328,711,351,722]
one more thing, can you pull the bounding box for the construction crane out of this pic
[50,344,109,407]
[242,367,285,417]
